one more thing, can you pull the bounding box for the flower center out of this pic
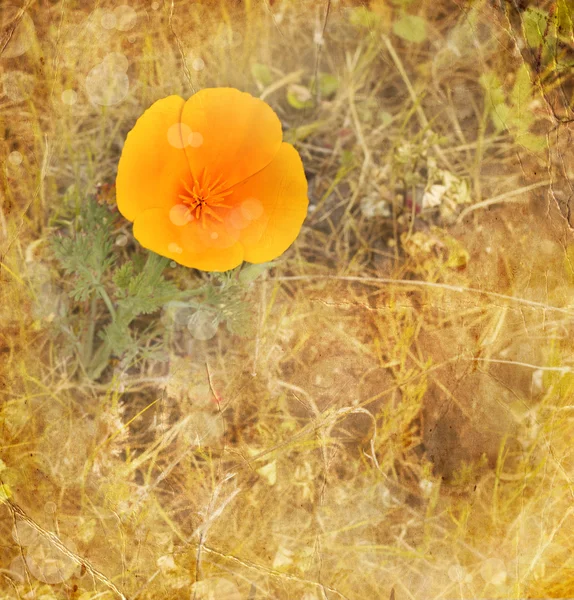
[177,168,232,229]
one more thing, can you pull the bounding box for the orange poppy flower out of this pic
[116,88,308,272]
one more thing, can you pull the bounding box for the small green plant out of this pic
[480,64,546,152]
[51,198,265,380]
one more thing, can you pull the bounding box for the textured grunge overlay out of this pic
[1,1,574,599]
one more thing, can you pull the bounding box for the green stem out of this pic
[98,286,116,319]
[82,296,97,366]
[87,251,170,380]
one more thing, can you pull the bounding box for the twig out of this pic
[456,179,552,223]
[311,0,332,104]
[166,0,195,93]
[382,35,454,171]
[4,499,129,600]
[201,543,352,600]
[272,275,574,316]
[260,70,305,101]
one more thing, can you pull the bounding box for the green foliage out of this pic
[286,73,339,110]
[238,262,269,285]
[480,65,545,152]
[50,199,265,379]
[51,199,115,301]
[115,254,177,317]
[50,200,184,377]
[556,0,574,39]
[349,6,382,29]
[521,4,574,70]
[97,254,180,360]
[205,270,261,338]
[286,84,314,109]
[317,73,339,98]
[251,63,273,87]
[393,13,427,44]
[113,262,134,290]
[523,7,548,49]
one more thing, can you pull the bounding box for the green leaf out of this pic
[516,132,546,153]
[239,263,269,284]
[509,63,535,134]
[113,262,134,290]
[286,84,314,110]
[318,73,339,98]
[392,14,427,44]
[480,72,505,108]
[564,244,574,283]
[556,0,573,38]
[380,111,393,126]
[523,7,548,48]
[51,198,115,301]
[0,483,12,503]
[490,102,512,132]
[283,120,327,143]
[510,63,532,110]
[349,7,381,29]
[251,63,273,87]
[100,320,134,355]
[115,253,177,318]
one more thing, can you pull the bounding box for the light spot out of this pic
[448,565,467,583]
[114,5,137,31]
[25,536,78,584]
[12,522,38,546]
[151,1,160,9]
[190,577,241,600]
[185,411,224,447]
[188,131,204,148]
[8,151,23,166]
[188,309,218,341]
[2,70,34,102]
[192,57,205,71]
[44,501,58,514]
[480,558,507,586]
[103,52,129,72]
[214,29,242,49]
[532,369,543,392]
[115,234,128,247]
[61,89,77,105]
[418,478,434,496]
[168,242,183,254]
[85,61,129,106]
[227,206,250,230]
[100,11,117,29]
[210,231,218,240]
[128,35,136,43]
[241,198,264,220]
[167,122,193,149]
[313,31,325,45]
[169,204,192,226]
[170,261,177,268]
[9,556,27,583]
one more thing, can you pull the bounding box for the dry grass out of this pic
[2,0,574,598]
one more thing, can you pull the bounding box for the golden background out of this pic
[1,0,574,598]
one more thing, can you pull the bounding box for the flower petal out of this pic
[180,88,283,190]
[224,143,308,264]
[133,208,244,272]
[116,95,191,222]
